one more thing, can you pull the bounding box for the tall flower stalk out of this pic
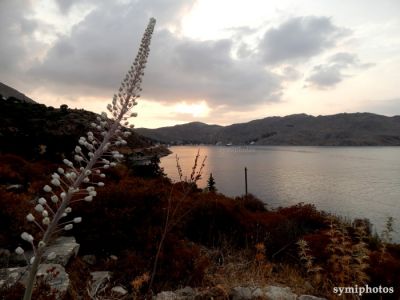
[19,18,156,300]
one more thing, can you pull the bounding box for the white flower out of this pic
[47,252,56,260]
[30,256,35,265]
[43,185,52,192]
[42,210,48,217]
[86,186,95,192]
[42,217,50,225]
[83,177,90,183]
[75,146,82,153]
[38,197,47,205]
[35,204,44,213]
[57,167,65,174]
[51,178,61,186]
[84,195,93,202]
[60,192,66,199]
[51,173,60,179]
[51,195,59,203]
[21,232,33,242]
[73,217,82,223]
[26,213,35,222]
[64,224,73,231]
[15,247,24,255]
[65,207,72,213]
[98,182,105,187]
[38,241,46,248]
[100,174,106,178]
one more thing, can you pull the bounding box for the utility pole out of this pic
[245,167,248,196]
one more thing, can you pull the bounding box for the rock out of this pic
[298,295,327,300]
[0,264,69,299]
[82,254,97,265]
[6,184,24,192]
[262,286,297,300]
[0,267,23,289]
[176,286,196,297]
[110,255,118,261]
[155,291,180,300]
[36,264,70,297]
[44,236,80,266]
[111,285,128,296]
[231,286,253,300]
[89,271,111,294]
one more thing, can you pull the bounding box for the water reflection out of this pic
[161,146,400,241]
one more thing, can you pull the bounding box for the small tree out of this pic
[207,173,217,192]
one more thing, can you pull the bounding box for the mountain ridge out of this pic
[136,112,400,146]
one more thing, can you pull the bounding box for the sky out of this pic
[0,0,399,128]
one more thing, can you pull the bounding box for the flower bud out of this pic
[51,178,61,186]
[43,185,52,192]
[35,204,44,213]
[15,247,24,255]
[73,217,82,223]
[38,197,47,205]
[64,224,73,231]
[26,213,35,222]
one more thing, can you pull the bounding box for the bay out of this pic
[160,145,400,241]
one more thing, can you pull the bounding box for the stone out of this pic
[90,271,111,294]
[36,264,70,297]
[230,286,253,300]
[82,254,97,265]
[262,286,297,300]
[155,291,180,300]
[176,286,196,297]
[44,236,80,266]
[111,285,128,296]
[298,295,327,300]
[0,264,69,299]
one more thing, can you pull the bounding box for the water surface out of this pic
[160,146,400,241]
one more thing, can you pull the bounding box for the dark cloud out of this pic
[143,31,282,107]
[0,1,39,73]
[28,0,282,108]
[306,52,373,89]
[259,16,349,64]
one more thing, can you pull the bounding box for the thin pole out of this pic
[245,167,248,196]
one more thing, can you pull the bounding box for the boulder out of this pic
[44,236,80,266]
[0,264,69,299]
[111,285,128,296]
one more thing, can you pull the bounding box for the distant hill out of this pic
[0,82,36,104]
[136,113,400,146]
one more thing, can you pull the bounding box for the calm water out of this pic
[160,146,400,241]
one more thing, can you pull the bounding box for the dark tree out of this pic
[207,173,217,192]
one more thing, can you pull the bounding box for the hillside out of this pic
[136,113,400,146]
[0,98,150,160]
[0,82,36,104]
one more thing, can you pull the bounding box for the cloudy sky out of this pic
[1,0,399,128]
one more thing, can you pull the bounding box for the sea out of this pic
[160,145,400,242]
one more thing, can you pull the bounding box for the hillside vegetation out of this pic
[136,113,400,146]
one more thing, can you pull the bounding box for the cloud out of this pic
[143,30,282,107]
[306,52,374,88]
[259,16,349,65]
[0,1,42,73]
[27,0,282,109]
